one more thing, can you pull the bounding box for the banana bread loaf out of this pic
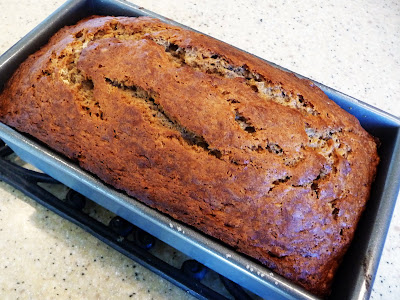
[0,16,379,296]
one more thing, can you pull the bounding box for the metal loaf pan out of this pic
[0,0,399,299]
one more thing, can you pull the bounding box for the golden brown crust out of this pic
[0,16,379,296]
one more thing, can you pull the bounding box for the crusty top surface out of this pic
[0,16,379,296]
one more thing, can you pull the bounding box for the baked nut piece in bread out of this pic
[0,16,379,296]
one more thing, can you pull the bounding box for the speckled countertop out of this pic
[0,0,399,299]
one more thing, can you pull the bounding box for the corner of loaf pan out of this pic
[0,0,399,299]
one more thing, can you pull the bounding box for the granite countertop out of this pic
[0,0,399,299]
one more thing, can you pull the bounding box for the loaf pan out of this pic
[0,0,399,299]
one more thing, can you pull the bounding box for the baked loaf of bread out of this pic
[0,16,379,296]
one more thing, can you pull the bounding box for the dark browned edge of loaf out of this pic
[0,16,379,297]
